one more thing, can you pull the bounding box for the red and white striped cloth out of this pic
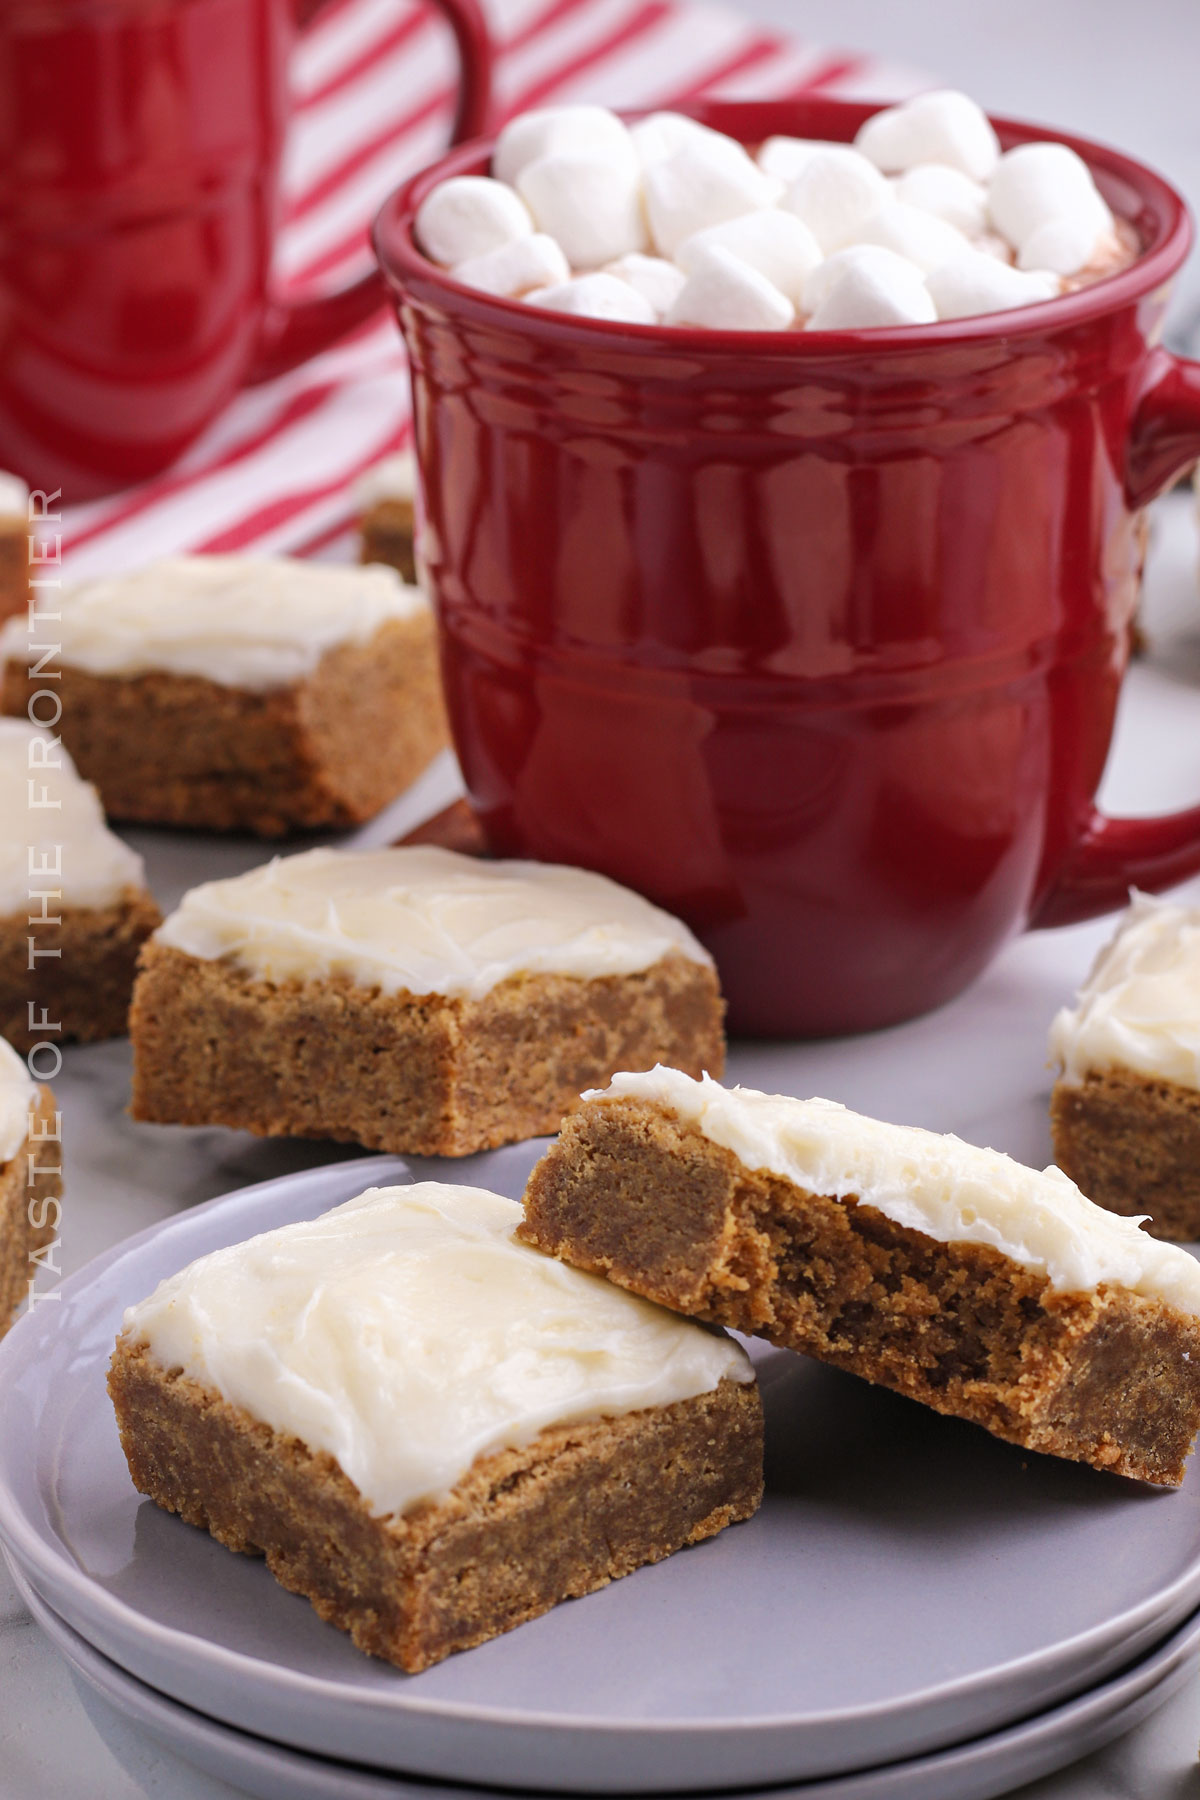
[63,0,925,577]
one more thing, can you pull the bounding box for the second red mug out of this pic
[0,0,493,497]
[376,97,1200,1038]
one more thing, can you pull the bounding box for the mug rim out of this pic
[372,94,1194,352]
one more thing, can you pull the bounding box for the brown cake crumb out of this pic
[2,615,447,838]
[519,1095,1200,1486]
[108,1340,762,1671]
[1052,1069,1200,1241]
[129,946,725,1156]
[0,889,161,1051]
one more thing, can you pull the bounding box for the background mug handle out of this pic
[248,0,494,383]
[1033,348,1200,927]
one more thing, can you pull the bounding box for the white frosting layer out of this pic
[0,557,427,692]
[353,451,418,511]
[0,1037,36,1166]
[154,845,711,998]
[121,1181,751,1518]
[1049,893,1200,1091]
[0,718,145,915]
[595,1067,1200,1314]
[0,473,28,521]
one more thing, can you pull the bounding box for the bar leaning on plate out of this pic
[108,1182,762,1671]
[519,1069,1200,1486]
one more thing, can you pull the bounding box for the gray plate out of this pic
[17,1563,1200,1800]
[5,1147,1200,1794]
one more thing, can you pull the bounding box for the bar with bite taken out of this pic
[520,1067,1200,1485]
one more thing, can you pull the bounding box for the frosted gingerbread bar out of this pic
[0,1037,61,1337]
[0,720,160,1051]
[0,555,447,837]
[519,1068,1200,1485]
[109,1181,761,1670]
[130,846,725,1155]
[356,450,418,583]
[0,474,28,625]
[1050,893,1200,1240]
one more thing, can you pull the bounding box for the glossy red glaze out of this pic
[0,0,493,497]
[375,97,1200,1037]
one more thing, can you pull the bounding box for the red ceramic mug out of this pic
[0,0,493,498]
[375,97,1200,1038]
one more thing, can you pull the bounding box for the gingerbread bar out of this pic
[0,1037,61,1336]
[0,719,160,1050]
[109,1181,761,1670]
[519,1067,1200,1485]
[1050,893,1200,1239]
[130,846,724,1155]
[0,555,447,837]
[356,451,418,584]
[0,474,27,626]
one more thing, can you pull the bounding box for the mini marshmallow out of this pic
[1017,215,1111,277]
[757,136,852,184]
[630,112,756,172]
[855,90,1001,182]
[494,105,637,188]
[665,245,794,331]
[801,245,932,318]
[416,176,533,267]
[516,153,647,268]
[676,209,822,307]
[781,149,891,252]
[453,233,570,298]
[806,259,937,330]
[845,200,970,273]
[526,273,657,324]
[643,136,781,257]
[603,253,687,317]
[801,245,930,315]
[987,143,1112,260]
[927,249,1060,320]
[893,164,989,237]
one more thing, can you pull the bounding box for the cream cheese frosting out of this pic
[0,718,145,915]
[154,844,712,997]
[1049,893,1200,1091]
[120,1180,751,1519]
[0,1037,36,1165]
[594,1067,1200,1314]
[0,556,427,692]
[0,473,28,520]
[353,450,417,511]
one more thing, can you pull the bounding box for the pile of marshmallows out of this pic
[414,91,1126,331]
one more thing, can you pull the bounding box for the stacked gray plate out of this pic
[3,1147,1200,1799]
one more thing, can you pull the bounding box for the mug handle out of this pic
[1033,347,1200,928]
[247,0,494,383]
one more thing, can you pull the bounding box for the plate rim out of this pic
[16,1558,1200,1800]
